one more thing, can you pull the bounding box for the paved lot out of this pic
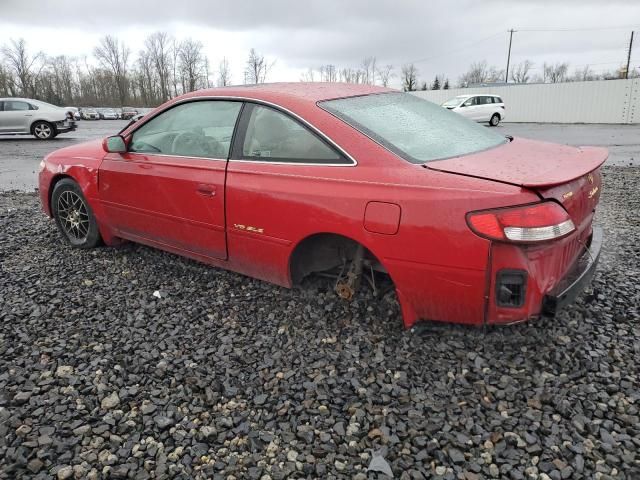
[0,121,638,192]
[501,123,640,167]
[0,120,128,192]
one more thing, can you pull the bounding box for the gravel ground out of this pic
[1,166,639,480]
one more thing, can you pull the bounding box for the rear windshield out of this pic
[320,92,507,164]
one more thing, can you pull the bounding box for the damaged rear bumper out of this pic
[542,226,603,315]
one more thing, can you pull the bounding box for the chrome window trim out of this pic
[126,152,227,162]
[230,159,355,167]
[126,95,357,167]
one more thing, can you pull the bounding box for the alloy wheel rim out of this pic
[57,191,90,241]
[35,124,51,138]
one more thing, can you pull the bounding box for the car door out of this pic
[98,99,243,260]
[476,96,493,121]
[0,101,6,131]
[0,100,33,133]
[458,96,478,120]
[225,103,352,284]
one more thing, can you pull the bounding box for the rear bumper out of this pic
[542,226,602,315]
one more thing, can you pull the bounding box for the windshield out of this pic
[320,92,507,164]
[442,96,468,108]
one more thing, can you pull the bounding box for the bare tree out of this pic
[510,60,533,83]
[171,38,181,97]
[94,35,130,105]
[376,64,393,87]
[320,64,338,82]
[204,57,211,88]
[458,60,504,87]
[361,56,377,85]
[244,48,272,84]
[217,57,231,87]
[0,62,13,96]
[339,67,364,84]
[135,50,160,106]
[48,55,75,104]
[573,65,595,82]
[300,68,316,82]
[2,38,43,97]
[178,38,205,92]
[543,62,569,83]
[401,63,418,91]
[144,32,173,101]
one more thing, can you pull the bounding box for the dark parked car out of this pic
[120,107,138,120]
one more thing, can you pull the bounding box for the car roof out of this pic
[181,82,393,106]
[0,97,37,102]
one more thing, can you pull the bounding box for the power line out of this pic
[517,25,640,32]
[403,26,638,67]
[527,60,629,70]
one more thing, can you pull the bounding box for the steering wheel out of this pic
[171,131,211,157]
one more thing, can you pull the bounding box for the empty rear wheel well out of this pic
[289,233,386,285]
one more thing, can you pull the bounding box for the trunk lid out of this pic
[536,167,602,229]
[426,137,607,188]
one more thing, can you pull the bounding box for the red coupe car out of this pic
[38,83,605,328]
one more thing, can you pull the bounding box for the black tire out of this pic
[489,114,500,127]
[32,121,56,140]
[51,179,102,248]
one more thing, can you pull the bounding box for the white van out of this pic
[442,94,505,126]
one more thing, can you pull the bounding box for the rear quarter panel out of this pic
[225,123,539,326]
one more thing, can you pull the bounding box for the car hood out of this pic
[426,137,607,188]
[47,139,105,167]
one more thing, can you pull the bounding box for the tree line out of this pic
[0,35,264,108]
[1,34,636,106]
[401,59,637,91]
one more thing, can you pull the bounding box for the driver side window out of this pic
[463,97,477,107]
[129,100,242,159]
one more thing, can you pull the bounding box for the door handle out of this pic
[196,184,216,196]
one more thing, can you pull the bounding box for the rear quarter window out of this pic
[320,92,508,164]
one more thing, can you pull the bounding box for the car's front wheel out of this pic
[489,113,500,127]
[51,179,102,248]
[32,121,56,140]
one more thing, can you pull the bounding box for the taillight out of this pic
[467,202,575,243]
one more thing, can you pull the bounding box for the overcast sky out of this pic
[0,0,639,88]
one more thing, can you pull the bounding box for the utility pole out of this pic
[625,31,634,79]
[505,29,515,83]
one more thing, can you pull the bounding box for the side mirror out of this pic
[103,135,127,153]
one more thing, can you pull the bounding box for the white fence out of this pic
[411,78,640,124]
